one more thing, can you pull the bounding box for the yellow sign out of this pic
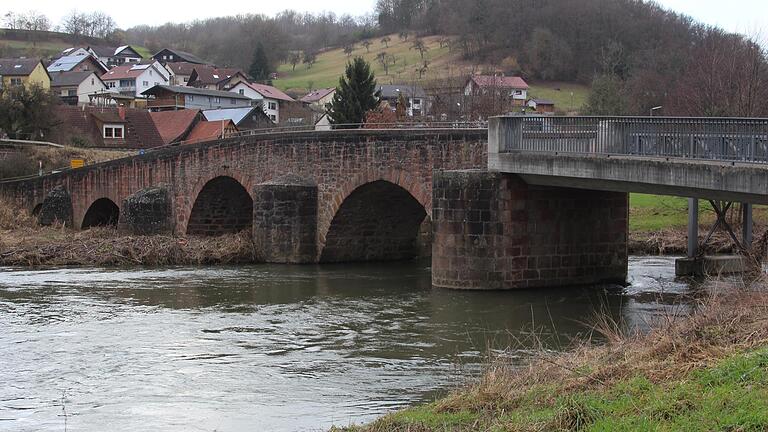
[71,159,85,169]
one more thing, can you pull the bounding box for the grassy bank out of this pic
[0,146,133,180]
[335,283,768,431]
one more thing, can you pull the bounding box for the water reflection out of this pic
[0,256,691,431]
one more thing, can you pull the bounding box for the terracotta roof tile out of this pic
[185,120,233,143]
[149,109,200,144]
[470,75,529,89]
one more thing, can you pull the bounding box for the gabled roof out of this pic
[300,87,335,103]
[50,70,102,87]
[530,98,555,105]
[149,109,201,144]
[101,63,158,81]
[376,84,426,99]
[468,75,529,90]
[153,48,208,65]
[88,45,119,57]
[142,84,252,99]
[189,65,246,86]
[236,82,295,102]
[53,106,165,149]
[47,54,108,73]
[202,107,257,125]
[0,58,43,76]
[165,61,198,76]
[186,120,235,143]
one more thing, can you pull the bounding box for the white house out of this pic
[229,82,295,123]
[50,71,108,105]
[101,61,170,98]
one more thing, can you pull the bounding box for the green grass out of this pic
[0,35,152,60]
[629,193,689,232]
[275,34,454,92]
[527,81,590,113]
[338,347,768,431]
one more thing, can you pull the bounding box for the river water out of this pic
[0,257,693,431]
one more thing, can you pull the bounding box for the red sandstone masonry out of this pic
[0,130,487,261]
[432,170,628,290]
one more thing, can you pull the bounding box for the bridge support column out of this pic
[687,198,699,258]
[432,170,628,290]
[38,186,73,227]
[253,175,318,263]
[119,186,174,235]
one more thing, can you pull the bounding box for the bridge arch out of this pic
[186,176,253,236]
[320,179,428,263]
[81,198,120,228]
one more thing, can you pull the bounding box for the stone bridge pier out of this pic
[431,170,628,290]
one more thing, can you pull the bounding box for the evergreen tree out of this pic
[248,42,271,82]
[327,57,380,127]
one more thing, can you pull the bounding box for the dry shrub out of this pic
[433,278,768,418]
[0,196,36,230]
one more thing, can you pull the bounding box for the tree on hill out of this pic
[381,36,391,48]
[362,40,373,53]
[343,44,354,57]
[303,50,318,69]
[327,57,380,127]
[288,52,302,71]
[398,31,409,41]
[248,42,271,81]
[410,39,429,59]
[585,74,627,115]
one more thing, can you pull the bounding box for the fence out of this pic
[497,116,768,163]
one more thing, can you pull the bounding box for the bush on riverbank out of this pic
[336,280,768,431]
[0,197,256,266]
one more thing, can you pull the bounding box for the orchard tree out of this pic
[362,40,372,52]
[0,85,60,140]
[327,57,380,127]
[380,36,391,48]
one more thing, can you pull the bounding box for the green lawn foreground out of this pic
[339,347,768,432]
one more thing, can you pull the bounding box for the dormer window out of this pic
[103,124,124,139]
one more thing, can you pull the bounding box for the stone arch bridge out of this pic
[1,129,487,264]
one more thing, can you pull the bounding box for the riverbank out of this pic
[334,279,768,431]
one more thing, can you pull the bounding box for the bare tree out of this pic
[343,44,354,57]
[398,31,409,41]
[410,39,429,59]
[303,50,318,69]
[362,40,372,53]
[417,60,429,79]
[289,52,302,71]
[380,36,391,48]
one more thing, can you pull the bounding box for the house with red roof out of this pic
[149,109,203,144]
[165,62,198,86]
[184,119,238,144]
[229,82,295,123]
[187,65,249,91]
[101,61,170,98]
[464,75,529,106]
[300,87,336,110]
[52,105,165,149]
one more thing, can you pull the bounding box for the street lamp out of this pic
[650,106,663,116]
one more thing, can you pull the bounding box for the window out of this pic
[214,97,221,103]
[91,78,95,85]
[230,98,236,105]
[412,98,422,106]
[183,77,188,83]
[269,114,276,121]
[103,124,124,139]
[162,55,167,60]
[107,81,115,88]
[10,77,23,86]
[239,89,245,95]
[188,95,194,102]
[143,81,149,87]
[67,89,77,96]
[268,102,277,110]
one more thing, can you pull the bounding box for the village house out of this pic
[229,82,295,123]
[184,119,238,144]
[50,71,108,105]
[165,62,198,86]
[142,85,253,111]
[202,106,272,130]
[464,75,529,106]
[101,61,170,98]
[148,109,203,144]
[376,84,429,117]
[152,48,209,65]
[61,45,143,68]
[187,65,249,91]
[300,87,336,110]
[52,105,165,149]
[0,58,51,90]
[47,53,109,75]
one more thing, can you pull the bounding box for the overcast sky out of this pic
[1,0,766,36]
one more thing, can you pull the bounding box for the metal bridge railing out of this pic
[496,116,768,164]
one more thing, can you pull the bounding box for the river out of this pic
[0,256,693,431]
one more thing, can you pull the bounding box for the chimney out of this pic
[118,106,126,120]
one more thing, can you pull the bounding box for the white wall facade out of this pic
[230,82,279,123]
